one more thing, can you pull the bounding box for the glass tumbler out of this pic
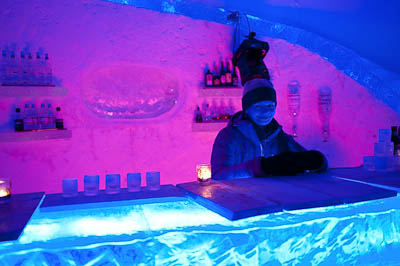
[84,175,100,196]
[146,171,160,191]
[127,172,141,192]
[106,174,121,194]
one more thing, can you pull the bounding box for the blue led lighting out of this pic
[1,196,400,264]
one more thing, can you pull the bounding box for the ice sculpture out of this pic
[318,86,332,142]
[82,64,180,119]
[287,80,300,137]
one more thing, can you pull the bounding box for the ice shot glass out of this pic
[127,172,141,192]
[62,178,78,198]
[146,171,160,191]
[105,174,121,194]
[84,175,100,196]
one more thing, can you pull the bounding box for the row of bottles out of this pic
[194,100,236,122]
[391,126,400,156]
[1,50,53,86]
[204,60,239,87]
[14,103,64,132]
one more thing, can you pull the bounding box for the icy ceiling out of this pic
[103,0,400,114]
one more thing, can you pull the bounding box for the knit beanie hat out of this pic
[242,78,276,111]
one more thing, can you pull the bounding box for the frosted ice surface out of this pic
[1,197,400,265]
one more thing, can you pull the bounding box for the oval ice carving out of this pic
[82,63,180,119]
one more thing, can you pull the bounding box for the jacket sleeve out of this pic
[211,128,263,180]
[282,133,328,173]
[284,133,307,152]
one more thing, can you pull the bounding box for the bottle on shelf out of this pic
[1,50,7,85]
[212,63,220,87]
[203,103,212,122]
[39,103,48,129]
[225,60,233,86]
[47,103,55,129]
[27,52,35,86]
[36,52,45,86]
[232,66,239,87]
[44,53,53,86]
[23,104,33,131]
[210,101,218,120]
[218,99,228,120]
[55,106,64,129]
[20,51,29,85]
[31,104,39,130]
[194,105,203,123]
[14,107,24,132]
[9,51,19,86]
[220,61,226,87]
[205,69,213,87]
[393,126,400,157]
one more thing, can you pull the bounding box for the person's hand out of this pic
[260,150,326,176]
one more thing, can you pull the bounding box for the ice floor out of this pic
[1,196,400,265]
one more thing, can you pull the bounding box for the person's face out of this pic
[246,100,276,126]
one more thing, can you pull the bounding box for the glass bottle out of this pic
[225,60,232,86]
[20,51,28,85]
[194,105,203,123]
[47,103,55,129]
[23,104,33,131]
[220,61,226,86]
[212,63,220,87]
[36,52,45,86]
[55,107,64,129]
[205,69,213,87]
[318,86,332,142]
[39,103,48,129]
[31,104,39,130]
[203,103,212,122]
[27,53,35,86]
[0,50,8,85]
[287,80,300,137]
[9,51,19,86]
[44,53,52,86]
[14,107,24,132]
[232,66,239,87]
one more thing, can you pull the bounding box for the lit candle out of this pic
[196,164,212,185]
[0,179,11,202]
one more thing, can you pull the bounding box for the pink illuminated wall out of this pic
[0,0,399,194]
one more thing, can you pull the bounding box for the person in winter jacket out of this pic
[211,78,328,180]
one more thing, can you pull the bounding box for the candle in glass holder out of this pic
[196,164,211,185]
[0,179,11,203]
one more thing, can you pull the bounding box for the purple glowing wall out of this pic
[0,0,399,194]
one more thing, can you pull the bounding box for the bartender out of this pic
[211,78,328,180]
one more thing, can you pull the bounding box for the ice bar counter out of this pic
[1,168,400,265]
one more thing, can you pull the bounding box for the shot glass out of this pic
[127,172,141,192]
[106,174,121,194]
[0,179,11,203]
[84,175,100,196]
[146,171,160,191]
[196,164,211,185]
[62,178,78,198]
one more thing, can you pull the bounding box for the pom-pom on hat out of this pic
[242,78,276,111]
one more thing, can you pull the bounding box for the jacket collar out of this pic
[229,111,282,145]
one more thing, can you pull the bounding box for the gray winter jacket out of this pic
[211,111,306,180]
